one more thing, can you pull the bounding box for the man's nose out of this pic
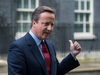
[47,25,52,30]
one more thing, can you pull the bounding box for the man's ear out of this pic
[32,20,37,28]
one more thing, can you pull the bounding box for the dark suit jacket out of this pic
[7,32,80,75]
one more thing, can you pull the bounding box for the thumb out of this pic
[69,40,73,46]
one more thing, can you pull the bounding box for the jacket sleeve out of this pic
[7,42,27,75]
[57,53,80,75]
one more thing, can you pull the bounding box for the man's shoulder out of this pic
[11,32,29,45]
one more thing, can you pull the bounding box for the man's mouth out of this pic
[44,32,50,35]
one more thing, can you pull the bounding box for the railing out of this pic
[0,23,100,55]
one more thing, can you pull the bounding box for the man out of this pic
[8,6,82,75]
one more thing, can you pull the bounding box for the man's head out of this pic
[31,6,56,27]
[31,6,56,41]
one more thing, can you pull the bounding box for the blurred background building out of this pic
[1,0,100,75]
[0,0,100,62]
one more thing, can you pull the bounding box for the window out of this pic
[15,0,39,39]
[74,0,96,39]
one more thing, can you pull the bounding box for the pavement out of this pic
[71,63,100,72]
[0,55,100,75]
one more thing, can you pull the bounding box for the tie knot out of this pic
[41,41,45,45]
[41,41,48,53]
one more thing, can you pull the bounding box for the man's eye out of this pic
[42,22,54,26]
[44,23,49,26]
[51,24,54,26]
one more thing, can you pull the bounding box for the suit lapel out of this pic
[31,43,48,75]
[25,33,48,75]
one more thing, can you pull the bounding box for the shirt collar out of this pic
[29,30,41,46]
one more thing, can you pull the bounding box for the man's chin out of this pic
[43,36,49,40]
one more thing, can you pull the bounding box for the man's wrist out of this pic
[71,52,77,60]
[71,52,76,58]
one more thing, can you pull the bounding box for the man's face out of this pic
[32,12,55,40]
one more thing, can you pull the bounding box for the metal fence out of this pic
[0,23,100,55]
[0,26,16,54]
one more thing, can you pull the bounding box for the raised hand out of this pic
[69,40,82,58]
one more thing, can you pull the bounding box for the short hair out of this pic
[31,6,56,28]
